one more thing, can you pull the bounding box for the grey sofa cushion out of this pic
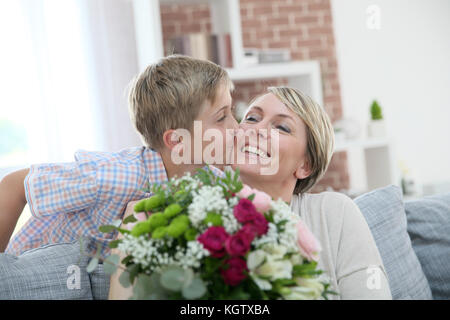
[0,239,93,299]
[89,263,110,300]
[405,193,450,300]
[354,185,432,299]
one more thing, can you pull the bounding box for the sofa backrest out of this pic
[404,192,450,300]
[355,185,433,300]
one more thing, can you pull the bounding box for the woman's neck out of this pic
[239,173,296,203]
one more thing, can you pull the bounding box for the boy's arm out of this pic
[0,168,29,252]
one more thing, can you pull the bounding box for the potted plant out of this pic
[367,100,386,138]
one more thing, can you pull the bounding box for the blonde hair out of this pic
[128,55,233,150]
[267,87,335,194]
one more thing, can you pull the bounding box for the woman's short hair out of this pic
[267,86,335,194]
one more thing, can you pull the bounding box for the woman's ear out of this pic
[162,129,182,151]
[294,159,312,180]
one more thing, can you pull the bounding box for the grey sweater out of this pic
[290,191,392,300]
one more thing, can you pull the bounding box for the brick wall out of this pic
[160,0,349,193]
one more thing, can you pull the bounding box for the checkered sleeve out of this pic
[24,152,99,219]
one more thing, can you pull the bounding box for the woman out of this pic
[232,86,391,299]
[109,87,392,300]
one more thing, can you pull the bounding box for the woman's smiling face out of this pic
[232,92,311,183]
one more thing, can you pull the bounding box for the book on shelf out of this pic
[167,33,233,68]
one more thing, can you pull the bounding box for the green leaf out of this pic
[133,273,168,300]
[108,239,122,249]
[181,277,207,299]
[123,215,138,224]
[133,274,153,299]
[103,254,120,275]
[121,255,133,266]
[228,287,250,300]
[119,270,131,288]
[86,257,99,273]
[98,225,118,233]
[292,261,320,277]
[160,267,185,291]
[128,264,141,284]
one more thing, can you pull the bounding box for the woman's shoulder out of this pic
[296,191,354,210]
[293,191,362,226]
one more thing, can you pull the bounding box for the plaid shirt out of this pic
[6,147,171,258]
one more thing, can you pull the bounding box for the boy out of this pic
[0,55,238,258]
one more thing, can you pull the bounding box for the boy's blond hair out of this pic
[128,55,233,150]
[267,87,335,194]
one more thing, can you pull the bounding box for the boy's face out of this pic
[190,83,238,168]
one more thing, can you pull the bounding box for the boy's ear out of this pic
[294,159,312,180]
[162,129,182,150]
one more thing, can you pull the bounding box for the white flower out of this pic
[250,274,272,291]
[261,243,287,259]
[290,253,304,265]
[282,278,324,300]
[188,185,229,228]
[255,257,293,281]
[247,250,266,270]
[252,222,278,248]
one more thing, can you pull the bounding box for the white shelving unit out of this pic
[132,0,323,105]
[131,0,397,192]
[335,137,398,192]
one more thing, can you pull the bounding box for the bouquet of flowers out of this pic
[94,168,333,300]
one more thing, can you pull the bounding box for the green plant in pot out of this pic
[368,100,386,138]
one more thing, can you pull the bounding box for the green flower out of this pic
[133,199,147,213]
[130,221,151,237]
[203,212,223,226]
[152,226,167,239]
[167,217,189,238]
[144,194,164,211]
[163,203,182,218]
[147,212,168,231]
[172,214,189,225]
[184,228,198,241]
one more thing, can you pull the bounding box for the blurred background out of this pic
[1,0,450,231]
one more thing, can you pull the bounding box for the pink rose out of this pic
[237,185,254,199]
[225,228,253,256]
[296,219,322,262]
[198,226,230,258]
[233,198,259,223]
[220,257,248,286]
[252,190,272,213]
[243,213,269,237]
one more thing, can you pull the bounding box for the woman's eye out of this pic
[245,115,258,122]
[276,125,291,133]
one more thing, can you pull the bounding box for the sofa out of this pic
[1,185,449,299]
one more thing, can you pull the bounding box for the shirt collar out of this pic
[142,147,168,186]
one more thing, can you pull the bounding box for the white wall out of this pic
[331,0,450,191]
